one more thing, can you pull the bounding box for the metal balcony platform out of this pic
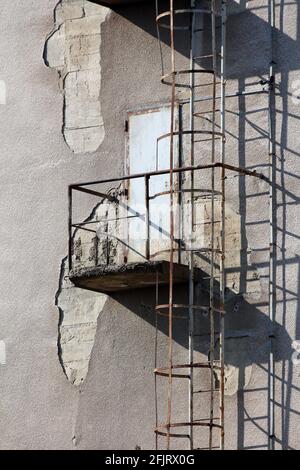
[69,260,202,293]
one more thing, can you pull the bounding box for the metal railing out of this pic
[68,163,268,270]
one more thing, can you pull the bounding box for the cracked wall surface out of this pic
[44,0,109,153]
[0,0,298,450]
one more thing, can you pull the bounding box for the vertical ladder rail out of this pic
[268,0,276,450]
[166,0,176,450]
[208,0,217,450]
[219,0,227,450]
[188,5,196,451]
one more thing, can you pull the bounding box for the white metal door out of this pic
[126,106,179,262]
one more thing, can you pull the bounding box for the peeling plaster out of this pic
[44,0,110,153]
[56,257,107,385]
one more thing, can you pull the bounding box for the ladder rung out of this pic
[193,53,221,60]
[194,81,222,88]
[155,419,222,439]
[154,361,221,377]
[149,247,222,259]
[193,114,220,121]
[196,361,221,367]
[193,417,220,422]
[194,137,221,143]
[193,54,213,59]
[202,276,221,280]
[195,446,221,450]
[193,389,221,394]
[194,109,220,115]
[156,304,225,316]
[185,248,222,253]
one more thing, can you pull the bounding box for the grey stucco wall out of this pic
[0,0,299,450]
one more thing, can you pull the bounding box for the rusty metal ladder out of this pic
[154,0,227,450]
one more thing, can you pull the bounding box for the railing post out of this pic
[145,175,150,260]
[68,186,72,272]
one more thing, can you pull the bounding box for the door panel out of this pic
[126,106,179,262]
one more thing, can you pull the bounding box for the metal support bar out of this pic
[219,0,227,450]
[68,186,73,272]
[145,175,150,260]
[73,186,117,202]
[165,0,175,449]
[70,162,269,189]
[268,0,276,451]
[188,6,195,449]
[181,88,268,105]
[208,0,217,450]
